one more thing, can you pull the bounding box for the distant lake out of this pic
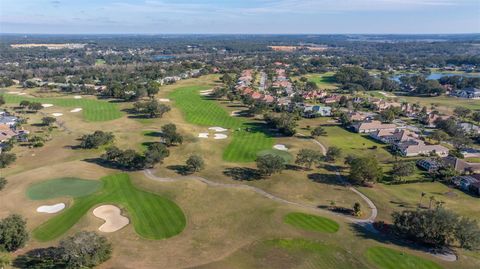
[152,55,175,61]
[391,72,480,82]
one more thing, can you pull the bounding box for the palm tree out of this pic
[419,192,426,207]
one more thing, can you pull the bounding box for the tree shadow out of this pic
[308,173,346,186]
[167,165,193,176]
[144,131,162,137]
[83,157,130,171]
[223,167,264,181]
[13,247,65,268]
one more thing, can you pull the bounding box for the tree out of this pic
[27,102,43,112]
[79,131,115,149]
[391,162,416,181]
[419,192,426,207]
[311,126,327,137]
[325,146,342,162]
[41,116,56,126]
[0,153,16,168]
[295,149,323,169]
[102,147,146,170]
[133,100,170,118]
[146,81,160,97]
[392,207,480,250]
[161,123,183,146]
[353,202,362,216]
[59,231,112,268]
[428,130,450,144]
[453,107,471,118]
[0,178,6,191]
[0,96,4,107]
[348,155,383,185]
[472,111,480,124]
[186,155,205,172]
[256,154,285,176]
[0,214,29,252]
[144,142,170,168]
[19,100,30,109]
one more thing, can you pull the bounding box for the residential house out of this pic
[459,122,480,135]
[0,115,18,127]
[303,90,327,100]
[453,87,480,99]
[302,105,332,118]
[323,95,342,104]
[370,129,418,144]
[443,156,480,174]
[352,120,396,133]
[395,140,449,157]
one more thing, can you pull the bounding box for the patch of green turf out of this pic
[95,59,106,65]
[257,149,293,164]
[366,246,442,269]
[32,173,186,241]
[284,212,339,233]
[169,86,274,162]
[2,94,122,122]
[26,178,102,200]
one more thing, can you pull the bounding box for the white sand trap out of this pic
[198,133,209,138]
[209,127,228,132]
[214,133,228,140]
[273,144,288,151]
[42,104,54,108]
[73,95,82,99]
[158,98,170,102]
[200,89,213,96]
[70,108,82,113]
[93,205,129,233]
[51,113,63,117]
[37,203,65,214]
[18,92,27,95]
[7,91,20,94]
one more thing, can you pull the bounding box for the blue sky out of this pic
[1,0,479,34]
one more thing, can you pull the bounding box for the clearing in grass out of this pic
[366,246,442,269]
[169,85,273,162]
[284,212,339,233]
[2,94,122,122]
[31,173,185,241]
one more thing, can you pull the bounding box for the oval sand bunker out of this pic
[37,203,65,214]
[70,108,82,113]
[93,205,129,233]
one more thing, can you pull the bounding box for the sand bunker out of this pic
[273,144,288,151]
[209,127,228,132]
[18,93,27,95]
[73,95,82,99]
[37,203,65,214]
[158,98,170,102]
[214,133,228,140]
[198,133,209,138]
[51,113,63,117]
[42,104,54,108]
[93,205,129,233]
[70,108,82,113]
[7,91,20,94]
[200,89,213,96]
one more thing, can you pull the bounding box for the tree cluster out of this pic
[133,100,170,118]
[80,131,115,149]
[102,143,169,170]
[264,113,298,136]
[0,214,29,252]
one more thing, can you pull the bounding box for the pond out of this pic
[391,72,480,82]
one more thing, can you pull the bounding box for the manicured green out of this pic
[284,212,339,233]
[294,72,338,90]
[169,85,273,162]
[366,246,442,269]
[2,94,122,122]
[32,173,186,241]
[27,178,102,200]
[257,149,293,164]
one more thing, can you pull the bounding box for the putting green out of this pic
[257,149,293,164]
[31,173,186,241]
[284,212,339,233]
[169,86,274,162]
[366,246,442,269]
[26,178,102,200]
[2,94,122,122]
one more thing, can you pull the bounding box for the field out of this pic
[2,93,123,122]
[26,177,102,200]
[400,95,480,114]
[31,173,186,241]
[284,212,340,233]
[366,246,442,269]
[169,85,274,162]
[293,72,339,90]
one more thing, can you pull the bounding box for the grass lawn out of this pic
[293,72,339,90]
[169,85,274,162]
[26,177,102,200]
[95,59,106,65]
[465,157,480,163]
[400,95,480,114]
[284,212,339,233]
[32,173,186,241]
[366,246,442,269]
[2,94,122,122]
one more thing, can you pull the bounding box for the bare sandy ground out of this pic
[93,205,129,233]
[36,203,66,213]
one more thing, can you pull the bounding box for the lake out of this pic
[391,72,480,82]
